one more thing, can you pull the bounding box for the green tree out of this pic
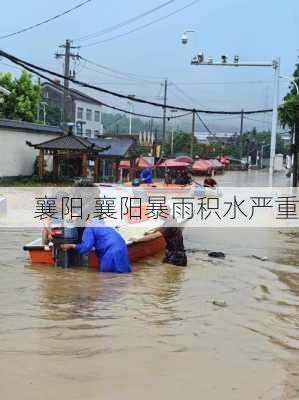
[279,64,299,183]
[0,70,40,122]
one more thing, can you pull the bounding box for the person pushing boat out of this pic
[139,168,153,184]
[61,219,132,274]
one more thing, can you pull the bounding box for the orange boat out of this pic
[23,231,166,268]
[23,185,190,268]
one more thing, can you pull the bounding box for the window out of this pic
[85,129,92,137]
[86,109,92,121]
[94,110,100,122]
[76,124,83,136]
[94,130,99,136]
[77,107,83,120]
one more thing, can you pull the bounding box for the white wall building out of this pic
[75,99,103,138]
[0,119,62,178]
[42,82,103,139]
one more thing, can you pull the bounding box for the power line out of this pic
[170,81,207,108]
[0,59,23,70]
[80,0,201,48]
[195,112,214,135]
[171,80,272,85]
[37,69,193,120]
[0,0,94,40]
[80,57,163,84]
[0,48,273,115]
[74,0,176,42]
[244,116,272,125]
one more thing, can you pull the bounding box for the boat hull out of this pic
[24,232,166,268]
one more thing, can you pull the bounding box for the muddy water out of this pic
[0,171,298,400]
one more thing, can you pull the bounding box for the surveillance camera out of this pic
[197,52,204,63]
[191,56,199,65]
[181,33,188,45]
[234,55,239,64]
[221,55,227,63]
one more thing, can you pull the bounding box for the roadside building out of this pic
[27,133,138,183]
[0,119,62,179]
[41,82,103,138]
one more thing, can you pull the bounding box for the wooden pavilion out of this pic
[26,133,139,182]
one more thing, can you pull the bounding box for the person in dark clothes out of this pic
[203,177,217,188]
[160,210,187,267]
[164,168,172,184]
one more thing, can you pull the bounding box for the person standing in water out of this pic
[140,168,153,184]
[61,219,132,274]
[160,208,187,267]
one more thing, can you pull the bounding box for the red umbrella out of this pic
[219,156,230,166]
[119,160,130,169]
[137,156,153,169]
[175,155,194,164]
[208,159,224,170]
[119,157,153,170]
[158,159,190,168]
[192,159,213,174]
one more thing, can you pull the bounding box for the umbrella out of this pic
[208,159,224,170]
[137,156,153,169]
[158,159,190,168]
[219,156,230,166]
[175,155,194,164]
[192,159,213,173]
[119,157,153,170]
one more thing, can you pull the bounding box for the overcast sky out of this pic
[0,0,298,132]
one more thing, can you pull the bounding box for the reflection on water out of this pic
[0,171,298,400]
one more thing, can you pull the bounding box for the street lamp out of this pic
[188,51,280,186]
[0,85,11,104]
[0,85,11,96]
[127,94,135,136]
[280,75,299,95]
[181,29,197,45]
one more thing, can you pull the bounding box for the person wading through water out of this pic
[160,206,187,267]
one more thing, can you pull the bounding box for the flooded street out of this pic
[0,171,298,400]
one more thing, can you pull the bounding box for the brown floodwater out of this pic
[0,171,298,400]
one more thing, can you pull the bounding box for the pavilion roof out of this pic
[27,134,108,152]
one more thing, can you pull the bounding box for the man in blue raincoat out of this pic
[139,168,153,184]
[61,220,132,273]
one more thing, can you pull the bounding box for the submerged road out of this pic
[0,170,298,400]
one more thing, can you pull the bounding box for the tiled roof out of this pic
[30,134,106,152]
[0,119,63,134]
[88,137,137,158]
[42,82,102,106]
[28,134,137,157]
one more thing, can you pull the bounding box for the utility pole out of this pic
[55,39,80,128]
[191,110,196,158]
[189,52,280,186]
[239,109,244,161]
[162,79,168,155]
[36,77,41,122]
[127,94,135,135]
[269,59,280,187]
